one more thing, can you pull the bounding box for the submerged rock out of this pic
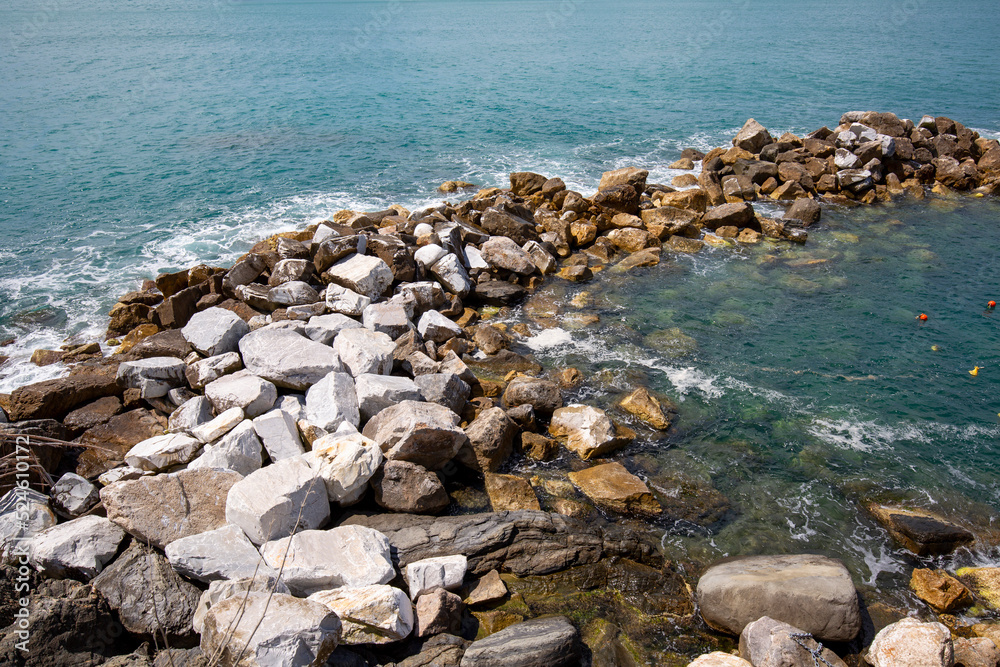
[868,504,974,556]
[460,615,581,667]
[568,462,660,518]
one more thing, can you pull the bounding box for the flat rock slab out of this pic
[28,514,125,580]
[567,462,660,518]
[124,432,203,472]
[868,504,974,556]
[101,468,241,549]
[460,615,581,667]
[696,554,861,643]
[165,523,273,583]
[342,510,657,577]
[239,327,343,390]
[92,542,201,640]
[181,306,249,357]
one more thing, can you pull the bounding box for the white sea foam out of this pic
[807,417,929,452]
[522,327,574,351]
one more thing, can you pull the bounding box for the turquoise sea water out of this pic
[3,0,1000,603]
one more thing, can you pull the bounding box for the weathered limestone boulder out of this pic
[192,575,291,634]
[701,202,755,231]
[205,372,278,418]
[165,523,272,582]
[181,307,249,357]
[0,488,56,565]
[733,118,773,153]
[953,637,1000,667]
[200,592,341,667]
[431,253,474,297]
[363,400,469,470]
[415,372,471,415]
[417,310,463,343]
[252,408,306,462]
[334,326,395,377]
[415,243,448,270]
[117,356,186,398]
[344,510,655,576]
[739,616,846,667]
[363,302,413,339]
[460,615,581,667]
[325,253,394,301]
[304,371,360,431]
[101,468,240,549]
[225,456,330,545]
[239,327,343,390]
[406,554,467,600]
[190,406,244,444]
[91,542,201,640]
[689,653,752,666]
[267,281,321,308]
[168,395,215,434]
[866,617,952,667]
[185,350,243,389]
[50,472,98,517]
[869,505,974,555]
[188,419,263,476]
[356,373,423,421]
[910,568,972,612]
[502,376,562,414]
[325,283,371,317]
[309,585,413,645]
[372,460,450,514]
[461,407,518,472]
[619,387,670,430]
[568,462,659,517]
[260,525,394,596]
[303,312,362,345]
[305,432,384,505]
[599,167,648,192]
[697,554,860,642]
[28,515,126,579]
[416,587,464,637]
[481,236,536,275]
[484,473,541,511]
[124,432,203,471]
[549,405,633,459]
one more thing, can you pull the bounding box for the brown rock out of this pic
[30,349,64,367]
[606,228,654,253]
[484,473,541,511]
[107,303,152,338]
[502,376,562,415]
[598,167,648,193]
[461,407,518,472]
[733,118,773,153]
[113,323,160,355]
[155,270,189,299]
[667,235,704,253]
[654,188,707,213]
[372,460,450,514]
[671,173,699,188]
[669,157,695,170]
[568,462,661,518]
[415,588,463,638]
[619,388,670,430]
[76,408,167,478]
[569,221,597,246]
[465,569,507,606]
[152,284,203,329]
[521,432,559,461]
[63,396,123,432]
[783,198,822,227]
[117,329,192,360]
[699,170,726,206]
[510,172,547,197]
[474,324,510,356]
[770,180,807,200]
[592,184,639,215]
[6,364,120,422]
[439,180,477,193]
[868,504,974,556]
[701,202,755,231]
[613,247,661,271]
[910,568,973,612]
[953,637,1000,667]
[640,206,699,239]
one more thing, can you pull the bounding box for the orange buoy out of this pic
[917,313,928,321]
[989,301,996,309]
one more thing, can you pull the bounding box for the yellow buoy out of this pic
[970,366,980,376]
[931,345,940,352]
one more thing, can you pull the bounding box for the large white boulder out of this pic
[28,515,126,580]
[188,419,263,476]
[192,575,291,634]
[304,432,384,505]
[124,433,203,472]
[260,525,395,596]
[304,372,360,432]
[204,372,277,418]
[50,472,99,517]
[405,554,467,600]
[324,253,394,301]
[239,327,343,390]
[355,373,423,422]
[308,585,413,645]
[252,408,306,462]
[225,457,330,545]
[430,253,472,297]
[866,617,953,667]
[324,284,371,317]
[168,395,215,435]
[181,307,250,357]
[333,327,395,377]
[416,310,463,343]
[304,312,362,345]
[165,524,274,583]
[185,351,243,390]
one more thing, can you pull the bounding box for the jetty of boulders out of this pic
[1,111,999,666]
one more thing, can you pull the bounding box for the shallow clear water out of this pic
[2,0,1000,605]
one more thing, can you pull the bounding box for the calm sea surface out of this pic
[3,0,1000,605]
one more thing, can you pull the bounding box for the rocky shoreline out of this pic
[1,110,1000,666]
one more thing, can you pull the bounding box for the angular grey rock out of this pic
[277,394,306,420]
[50,472,99,517]
[334,326,395,377]
[168,395,215,435]
[395,281,449,317]
[406,554,468,600]
[287,301,327,320]
[124,432,203,472]
[225,253,267,289]
[190,405,244,443]
[502,376,562,414]
[430,253,473,297]
[308,584,414,645]
[696,554,861,642]
[836,169,873,194]
[460,407,517,472]
[466,244,490,271]
[372,460,450,514]
[181,307,250,357]
[414,372,470,414]
[165,523,274,583]
[522,240,557,275]
[0,488,56,565]
[325,252,394,301]
[260,525,395,595]
[225,456,330,545]
[460,615,580,667]
[117,356,187,399]
[480,236,536,275]
[362,302,413,339]
[305,371,360,431]
[252,408,306,462]
[733,118,773,153]
[415,243,448,269]
[101,467,242,549]
[305,432,384,505]
[204,372,278,418]
[28,514,125,579]
[239,327,343,390]
[305,312,363,345]
[185,350,243,390]
[200,592,341,667]
[356,373,424,421]
[325,283,371,317]
[315,234,367,273]
[188,418,263,476]
[92,541,201,640]
[269,258,313,286]
[268,280,320,307]
[363,400,469,470]
[417,310,463,343]
[343,510,655,576]
[834,148,861,170]
[849,122,878,143]
[192,575,291,635]
[415,587,463,638]
[437,350,478,386]
[739,616,847,667]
